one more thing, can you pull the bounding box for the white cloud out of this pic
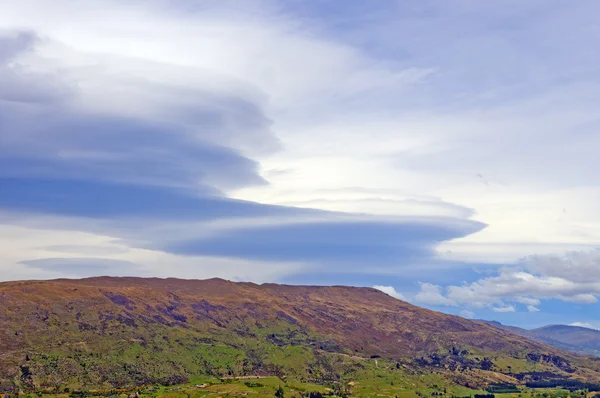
[0,223,308,283]
[415,283,457,307]
[459,309,475,319]
[1,0,600,291]
[0,0,429,113]
[559,294,598,303]
[516,297,542,306]
[492,305,516,313]
[444,262,600,308]
[373,285,407,301]
[418,248,600,310]
[570,322,600,330]
[525,250,600,284]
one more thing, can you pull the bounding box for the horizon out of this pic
[2,1,600,330]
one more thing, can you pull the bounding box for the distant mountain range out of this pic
[479,320,600,356]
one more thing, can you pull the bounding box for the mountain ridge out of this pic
[479,320,600,357]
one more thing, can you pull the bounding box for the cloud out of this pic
[265,194,475,219]
[492,305,516,313]
[459,309,475,319]
[373,285,407,301]
[426,250,600,309]
[0,54,274,193]
[164,218,482,266]
[570,322,600,330]
[515,297,542,306]
[0,196,484,281]
[2,0,600,306]
[41,245,130,256]
[447,269,600,306]
[0,223,309,283]
[414,283,457,307]
[229,0,600,276]
[0,30,36,61]
[525,249,600,284]
[527,305,540,312]
[20,258,140,277]
[559,294,598,304]
[0,178,311,220]
[0,31,75,104]
[0,30,484,282]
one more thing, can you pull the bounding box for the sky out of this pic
[1,0,600,329]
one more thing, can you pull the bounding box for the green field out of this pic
[13,377,588,398]
[10,362,594,398]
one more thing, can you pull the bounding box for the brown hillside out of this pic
[1,277,600,390]
[8,276,540,356]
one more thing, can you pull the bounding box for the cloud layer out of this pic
[1,1,600,328]
[0,23,482,283]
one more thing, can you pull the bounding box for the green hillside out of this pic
[2,277,600,396]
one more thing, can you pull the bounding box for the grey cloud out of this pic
[0,20,493,283]
[41,245,130,256]
[20,257,141,277]
[0,31,73,104]
[0,29,276,192]
[277,197,475,219]
[0,30,36,62]
[524,249,600,284]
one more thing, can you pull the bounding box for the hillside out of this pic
[532,325,600,356]
[480,320,600,356]
[2,277,600,394]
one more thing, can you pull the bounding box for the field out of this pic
[12,376,585,398]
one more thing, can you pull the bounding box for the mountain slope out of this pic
[480,320,600,356]
[532,325,600,356]
[2,277,600,392]
[477,320,532,338]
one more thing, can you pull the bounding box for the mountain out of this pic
[532,325,600,356]
[480,320,600,356]
[477,320,582,352]
[2,277,600,394]
[477,321,532,338]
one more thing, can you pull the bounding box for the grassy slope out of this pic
[2,277,600,393]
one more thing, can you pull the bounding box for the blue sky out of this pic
[1,0,600,329]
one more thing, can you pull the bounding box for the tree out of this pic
[275,385,285,398]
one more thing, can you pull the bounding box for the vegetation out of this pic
[0,377,591,398]
[276,384,285,397]
[2,277,600,396]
